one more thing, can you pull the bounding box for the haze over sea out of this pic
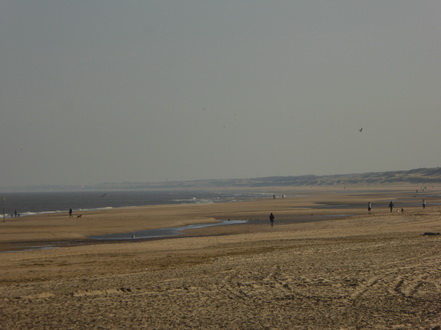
[1,190,269,219]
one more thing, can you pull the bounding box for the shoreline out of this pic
[0,189,270,220]
[2,185,441,328]
[0,185,437,247]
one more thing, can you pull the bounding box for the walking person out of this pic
[367,202,372,214]
[388,201,394,213]
[269,213,275,227]
[422,199,426,209]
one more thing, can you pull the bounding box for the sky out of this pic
[1,1,441,188]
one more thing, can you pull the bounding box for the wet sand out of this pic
[1,185,441,329]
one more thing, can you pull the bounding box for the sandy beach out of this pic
[1,185,441,329]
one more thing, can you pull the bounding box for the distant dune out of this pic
[89,167,441,191]
[5,167,441,192]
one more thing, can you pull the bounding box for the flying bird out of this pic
[359,128,363,132]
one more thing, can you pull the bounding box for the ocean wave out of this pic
[1,190,261,218]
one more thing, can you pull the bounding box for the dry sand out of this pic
[1,185,441,329]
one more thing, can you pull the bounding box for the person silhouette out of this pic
[269,213,275,227]
[388,201,394,213]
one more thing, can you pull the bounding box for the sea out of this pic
[0,190,270,219]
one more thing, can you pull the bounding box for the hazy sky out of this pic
[1,1,441,187]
